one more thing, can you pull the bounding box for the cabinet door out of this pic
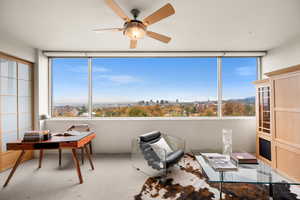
[257,86,271,134]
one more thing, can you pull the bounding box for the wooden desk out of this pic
[3,132,96,187]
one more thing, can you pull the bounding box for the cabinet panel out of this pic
[276,146,300,181]
[275,111,300,145]
[259,137,271,161]
[274,76,300,109]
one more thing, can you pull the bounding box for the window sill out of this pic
[46,116,255,121]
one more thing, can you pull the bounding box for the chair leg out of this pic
[58,149,62,166]
[38,149,44,168]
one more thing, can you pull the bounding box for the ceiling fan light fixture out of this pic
[124,21,146,40]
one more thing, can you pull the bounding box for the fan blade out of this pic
[146,31,171,43]
[130,40,137,49]
[105,0,130,21]
[93,28,123,32]
[143,3,175,26]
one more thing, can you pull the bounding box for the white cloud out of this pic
[65,65,109,73]
[236,66,255,76]
[66,65,88,73]
[93,66,109,73]
[96,74,140,84]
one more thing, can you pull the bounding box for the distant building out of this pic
[53,105,79,117]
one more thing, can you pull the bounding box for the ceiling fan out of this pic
[93,0,175,49]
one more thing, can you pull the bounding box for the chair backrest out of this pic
[139,131,173,170]
[67,124,90,132]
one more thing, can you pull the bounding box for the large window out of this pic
[222,58,257,116]
[52,58,89,117]
[92,58,217,117]
[51,57,257,118]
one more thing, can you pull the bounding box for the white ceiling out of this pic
[1,0,300,51]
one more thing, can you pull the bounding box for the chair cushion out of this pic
[150,137,173,160]
[140,131,161,142]
[166,149,184,167]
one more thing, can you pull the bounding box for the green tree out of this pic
[128,107,148,117]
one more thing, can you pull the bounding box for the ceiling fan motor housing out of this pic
[131,8,140,19]
[123,20,147,40]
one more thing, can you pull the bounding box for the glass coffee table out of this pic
[195,154,300,200]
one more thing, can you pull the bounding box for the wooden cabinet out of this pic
[0,53,34,172]
[254,64,300,182]
[254,79,272,165]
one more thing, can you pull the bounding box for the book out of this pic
[22,130,51,142]
[231,152,258,164]
[201,153,238,171]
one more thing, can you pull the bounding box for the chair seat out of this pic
[165,149,184,167]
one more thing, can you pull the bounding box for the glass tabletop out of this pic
[195,154,300,185]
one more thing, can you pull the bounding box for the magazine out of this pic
[201,153,238,171]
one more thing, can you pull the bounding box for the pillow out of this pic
[150,137,173,160]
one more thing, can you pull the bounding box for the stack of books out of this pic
[22,130,51,142]
[231,152,258,164]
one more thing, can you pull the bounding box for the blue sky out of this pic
[52,57,257,104]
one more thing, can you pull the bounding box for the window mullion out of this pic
[217,57,222,118]
[88,58,92,118]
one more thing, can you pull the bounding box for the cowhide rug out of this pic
[135,154,300,200]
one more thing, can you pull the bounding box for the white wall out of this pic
[34,50,49,130]
[262,35,300,76]
[0,36,35,62]
[45,118,256,154]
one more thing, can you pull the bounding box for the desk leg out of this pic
[38,149,44,168]
[3,150,26,187]
[84,145,94,170]
[71,149,83,184]
[81,148,84,165]
[58,149,62,166]
[89,142,93,154]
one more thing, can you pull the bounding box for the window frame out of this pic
[48,56,260,119]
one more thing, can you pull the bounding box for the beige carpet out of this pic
[0,154,145,200]
[1,153,300,200]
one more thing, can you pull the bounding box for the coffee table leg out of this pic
[269,183,273,197]
[71,149,83,184]
[219,172,224,200]
[3,150,26,187]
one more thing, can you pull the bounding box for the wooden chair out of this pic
[58,124,93,166]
